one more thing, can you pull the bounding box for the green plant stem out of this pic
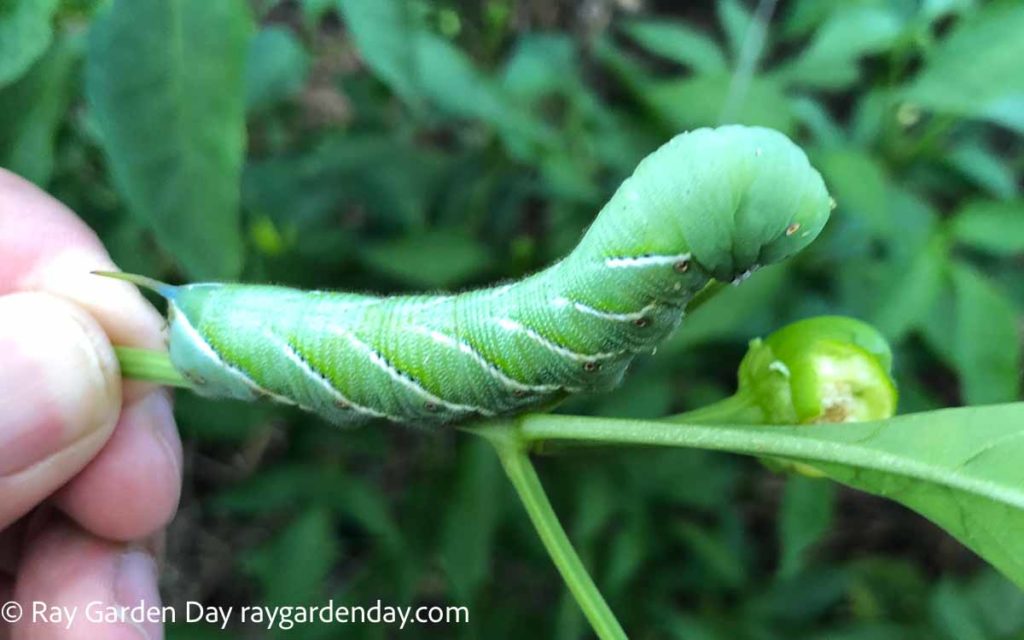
[666,390,764,425]
[685,280,725,315]
[114,347,190,388]
[513,413,811,457]
[471,425,627,640]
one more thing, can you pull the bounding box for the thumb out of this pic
[0,292,121,529]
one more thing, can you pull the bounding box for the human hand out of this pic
[0,170,182,639]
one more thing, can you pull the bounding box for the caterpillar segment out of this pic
[104,125,832,427]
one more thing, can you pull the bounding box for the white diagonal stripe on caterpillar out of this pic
[494,317,623,362]
[262,330,393,421]
[406,325,562,394]
[327,325,497,417]
[171,303,295,405]
[604,252,691,269]
[552,296,660,322]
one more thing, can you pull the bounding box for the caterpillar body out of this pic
[114,126,831,427]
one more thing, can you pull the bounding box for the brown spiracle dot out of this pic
[673,258,690,273]
[583,361,600,372]
[786,222,801,236]
[513,389,528,398]
[424,402,440,412]
[183,371,206,386]
[333,399,350,410]
[633,317,650,328]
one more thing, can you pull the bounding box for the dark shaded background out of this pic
[2,0,1023,637]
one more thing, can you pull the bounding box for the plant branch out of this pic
[470,424,627,640]
[114,347,190,388]
[666,390,764,425]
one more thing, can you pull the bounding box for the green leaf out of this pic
[244,508,338,606]
[245,26,310,112]
[929,580,988,640]
[902,2,1024,133]
[335,0,422,104]
[440,438,503,601]
[0,33,80,185]
[604,514,651,594]
[243,134,444,236]
[0,0,59,88]
[716,0,753,63]
[213,464,405,556]
[86,0,252,279]
[966,570,1024,636]
[871,234,949,341]
[777,475,836,577]
[620,20,728,74]
[520,402,1024,589]
[337,0,545,157]
[946,141,1020,200]
[673,520,747,590]
[774,5,904,90]
[789,96,845,147]
[501,33,574,99]
[818,150,892,236]
[646,73,795,134]
[950,262,1021,404]
[949,201,1024,256]
[358,229,493,289]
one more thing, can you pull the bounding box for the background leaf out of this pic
[902,2,1024,132]
[86,0,252,278]
[950,201,1024,256]
[245,26,310,113]
[0,0,59,88]
[621,20,728,74]
[774,5,904,90]
[950,262,1022,404]
[0,33,80,185]
[358,229,493,289]
[5,2,1022,636]
[778,475,836,577]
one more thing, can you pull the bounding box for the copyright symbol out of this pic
[1,601,22,623]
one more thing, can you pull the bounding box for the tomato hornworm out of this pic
[105,126,832,426]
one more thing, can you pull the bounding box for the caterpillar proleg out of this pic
[105,126,832,426]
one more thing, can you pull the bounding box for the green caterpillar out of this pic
[110,126,831,427]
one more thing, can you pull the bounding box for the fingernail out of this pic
[0,293,120,477]
[114,549,162,640]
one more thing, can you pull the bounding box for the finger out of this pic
[0,169,165,403]
[0,293,121,530]
[0,520,28,577]
[56,391,182,541]
[12,516,162,640]
[1,575,12,640]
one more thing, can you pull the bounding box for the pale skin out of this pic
[0,169,182,640]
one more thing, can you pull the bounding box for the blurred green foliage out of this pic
[1,0,1022,637]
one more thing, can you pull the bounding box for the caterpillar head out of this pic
[590,125,832,283]
[680,126,831,281]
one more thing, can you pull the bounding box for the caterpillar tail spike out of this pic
[92,270,178,299]
[101,125,832,428]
